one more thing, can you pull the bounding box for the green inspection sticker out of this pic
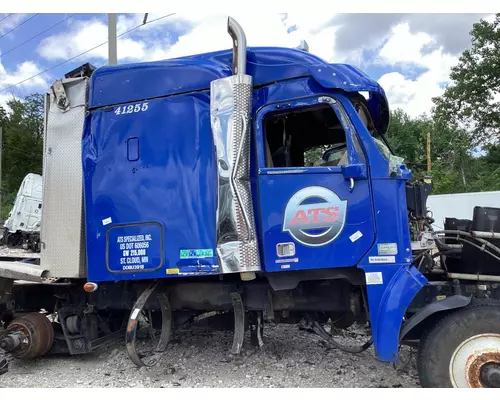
[377,243,398,256]
[180,249,214,259]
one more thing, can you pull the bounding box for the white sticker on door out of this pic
[102,217,112,226]
[365,272,383,285]
[349,230,363,242]
[368,256,396,264]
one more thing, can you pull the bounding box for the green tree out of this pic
[386,109,482,194]
[386,109,432,178]
[433,13,500,145]
[0,94,45,220]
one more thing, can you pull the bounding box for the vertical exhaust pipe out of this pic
[210,17,260,281]
[227,17,247,75]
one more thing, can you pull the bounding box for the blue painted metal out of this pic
[360,264,427,362]
[88,47,389,135]
[82,45,426,362]
[254,95,375,272]
[336,95,428,361]
[83,93,219,282]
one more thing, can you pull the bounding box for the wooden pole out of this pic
[0,126,2,221]
[427,131,431,172]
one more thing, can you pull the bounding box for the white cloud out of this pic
[0,58,47,110]
[0,60,47,90]
[150,14,301,61]
[376,23,459,117]
[0,14,27,36]
[0,93,20,113]
[378,23,433,65]
[378,71,445,117]
[34,13,478,118]
[38,17,148,62]
[36,13,340,64]
[142,13,344,65]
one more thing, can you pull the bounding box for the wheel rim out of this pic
[125,283,171,368]
[449,333,500,388]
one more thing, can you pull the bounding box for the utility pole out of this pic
[108,13,117,65]
[0,126,3,221]
[427,131,431,172]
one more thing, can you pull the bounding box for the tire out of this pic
[417,301,500,388]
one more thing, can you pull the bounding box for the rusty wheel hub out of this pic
[4,313,54,359]
[450,333,500,388]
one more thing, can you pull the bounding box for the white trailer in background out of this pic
[1,173,43,251]
[427,190,500,230]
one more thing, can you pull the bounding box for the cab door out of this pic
[255,95,375,272]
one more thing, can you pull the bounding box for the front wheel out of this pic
[417,302,500,388]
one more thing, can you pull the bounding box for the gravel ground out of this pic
[1,323,420,388]
[0,245,419,388]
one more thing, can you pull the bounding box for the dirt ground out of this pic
[1,323,420,388]
[0,246,419,388]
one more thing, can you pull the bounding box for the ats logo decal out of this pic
[283,186,347,247]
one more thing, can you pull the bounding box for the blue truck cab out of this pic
[4,17,500,389]
[82,30,426,362]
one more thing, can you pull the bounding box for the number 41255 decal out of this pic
[114,102,149,116]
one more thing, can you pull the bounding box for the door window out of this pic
[261,98,367,170]
[263,103,349,169]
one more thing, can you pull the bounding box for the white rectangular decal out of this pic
[102,217,112,226]
[349,230,363,242]
[368,256,396,264]
[275,258,299,264]
[365,272,383,285]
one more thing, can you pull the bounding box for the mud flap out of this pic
[230,292,245,355]
[399,294,472,341]
[361,264,427,362]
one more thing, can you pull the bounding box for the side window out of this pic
[349,97,390,163]
[263,103,349,168]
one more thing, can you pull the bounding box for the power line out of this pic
[0,14,39,40]
[0,14,75,59]
[0,14,13,24]
[0,13,176,95]
[2,143,43,157]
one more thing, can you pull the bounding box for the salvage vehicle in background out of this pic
[0,173,42,252]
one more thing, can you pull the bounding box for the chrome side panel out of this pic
[40,77,88,278]
[210,74,261,274]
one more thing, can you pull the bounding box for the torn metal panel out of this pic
[0,262,48,282]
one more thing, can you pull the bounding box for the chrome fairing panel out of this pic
[210,74,261,274]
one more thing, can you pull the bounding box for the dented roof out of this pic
[89,46,390,134]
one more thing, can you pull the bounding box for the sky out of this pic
[0,12,496,117]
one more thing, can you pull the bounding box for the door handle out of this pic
[348,178,355,192]
[341,164,366,192]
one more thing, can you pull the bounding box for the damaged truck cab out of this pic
[81,24,423,362]
[2,17,500,388]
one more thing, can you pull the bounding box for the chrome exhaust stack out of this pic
[210,17,260,281]
[227,17,247,75]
